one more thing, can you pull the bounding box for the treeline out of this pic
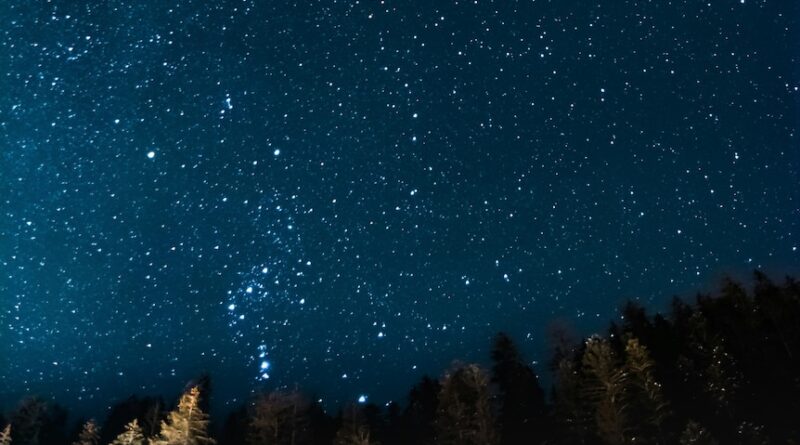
[2,271,800,445]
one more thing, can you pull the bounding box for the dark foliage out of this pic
[3,271,799,445]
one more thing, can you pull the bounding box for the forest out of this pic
[2,271,799,445]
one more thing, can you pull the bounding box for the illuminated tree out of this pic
[151,387,215,445]
[0,425,11,445]
[110,420,145,445]
[581,337,628,445]
[72,421,100,445]
[624,337,670,442]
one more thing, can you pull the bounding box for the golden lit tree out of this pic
[0,425,11,445]
[581,337,628,445]
[624,337,670,441]
[72,421,100,445]
[110,419,146,445]
[151,387,215,445]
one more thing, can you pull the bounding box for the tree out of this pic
[581,337,628,445]
[101,396,164,444]
[110,420,146,445]
[0,425,11,445]
[490,333,548,445]
[398,376,440,445]
[151,387,215,445]
[333,405,376,445]
[624,337,670,442]
[142,399,165,438]
[72,421,100,445]
[247,391,310,445]
[679,421,717,445]
[10,397,68,445]
[435,363,497,445]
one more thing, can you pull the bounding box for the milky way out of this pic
[1,0,798,416]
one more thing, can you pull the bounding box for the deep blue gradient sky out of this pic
[1,0,798,418]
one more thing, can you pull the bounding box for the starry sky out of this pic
[1,0,798,418]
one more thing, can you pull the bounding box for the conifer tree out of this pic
[110,420,145,445]
[435,364,497,445]
[333,405,376,445]
[624,337,670,442]
[10,398,45,445]
[72,421,100,445]
[553,356,592,444]
[581,337,628,445]
[247,391,309,445]
[679,421,717,445]
[490,333,547,445]
[0,425,11,445]
[151,387,215,445]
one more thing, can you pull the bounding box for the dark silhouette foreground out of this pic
[4,271,799,445]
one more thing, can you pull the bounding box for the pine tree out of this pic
[0,425,11,445]
[10,398,45,445]
[247,391,309,445]
[151,387,215,445]
[490,333,547,445]
[110,420,145,445]
[553,356,592,444]
[334,405,376,445]
[435,364,497,445]
[624,337,670,442]
[72,421,100,445]
[679,421,717,445]
[581,337,628,445]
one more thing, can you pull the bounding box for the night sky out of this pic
[1,0,798,418]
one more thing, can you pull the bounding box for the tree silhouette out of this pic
[10,397,68,445]
[490,332,547,445]
[679,421,717,445]
[397,376,439,445]
[247,391,310,445]
[435,364,497,445]
[2,270,798,445]
[333,405,376,445]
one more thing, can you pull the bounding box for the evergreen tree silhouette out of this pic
[490,332,547,445]
[434,364,497,445]
[679,421,717,445]
[398,376,439,445]
[333,405,376,445]
[10,398,68,445]
[247,391,310,445]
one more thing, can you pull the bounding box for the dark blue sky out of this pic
[1,0,798,418]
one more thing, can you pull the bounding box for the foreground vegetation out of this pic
[3,271,799,445]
